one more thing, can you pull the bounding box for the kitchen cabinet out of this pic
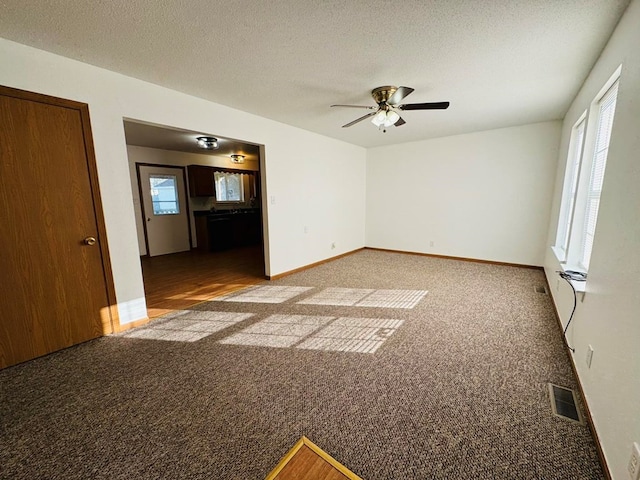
[193,210,261,251]
[194,215,210,252]
[187,165,215,197]
[208,216,234,250]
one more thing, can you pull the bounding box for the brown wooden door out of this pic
[0,86,116,369]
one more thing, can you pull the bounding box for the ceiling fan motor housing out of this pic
[371,86,398,105]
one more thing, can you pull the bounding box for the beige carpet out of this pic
[0,250,604,479]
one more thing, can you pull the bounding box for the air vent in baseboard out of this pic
[535,285,548,294]
[548,383,584,424]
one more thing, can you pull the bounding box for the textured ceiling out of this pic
[0,0,631,148]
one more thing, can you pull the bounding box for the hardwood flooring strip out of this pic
[141,245,265,318]
[265,437,363,480]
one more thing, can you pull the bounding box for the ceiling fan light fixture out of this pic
[230,154,245,164]
[332,85,449,130]
[371,110,387,127]
[372,110,400,128]
[196,136,218,149]
[385,110,400,126]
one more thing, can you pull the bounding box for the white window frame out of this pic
[553,66,621,274]
[554,114,586,262]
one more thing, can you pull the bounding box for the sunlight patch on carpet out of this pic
[122,311,254,342]
[215,285,313,303]
[297,317,404,354]
[219,315,403,354]
[298,287,427,309]
[219,314,333,348]
[296,287,374,306]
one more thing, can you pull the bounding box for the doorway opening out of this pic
[124,120,267,318]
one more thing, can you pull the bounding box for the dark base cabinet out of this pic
[194,215,210,252]
[231,213,261,246]
[194,211,261,252]
[208,216,233,251]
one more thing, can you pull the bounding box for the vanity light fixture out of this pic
[196,136,218,149]
[230,154,245,164]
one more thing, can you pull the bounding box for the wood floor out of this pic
[140,245,265,318]
[266,437,362,480]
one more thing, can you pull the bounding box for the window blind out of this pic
[580,80,619,269]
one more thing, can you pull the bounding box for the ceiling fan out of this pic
[331,86,449,131]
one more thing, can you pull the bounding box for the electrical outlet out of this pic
[629,442,640,480]
[331,242,336,250]
[556,279,560,291]
[429,240,434,247]
[586,345,594,368]
[304,226,308,234]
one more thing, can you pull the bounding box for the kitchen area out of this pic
[188,164,262,252]
[124,120,266,317]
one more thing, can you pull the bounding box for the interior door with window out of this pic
[138,165,191,256]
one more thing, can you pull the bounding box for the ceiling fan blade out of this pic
[331,104,376,109]
[387,86,414,106]
[342,111,376,128]
[394,117,406,127]
[399,101,450,111]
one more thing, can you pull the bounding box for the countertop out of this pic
[193,208,260,217]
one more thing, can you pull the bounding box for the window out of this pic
[553,70,619,272]
[214,171,244,202]
[149,174,180,215]
[555,117,586,260]
[579,80,618,269]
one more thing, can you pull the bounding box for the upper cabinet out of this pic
[187,164,260,202]
[187,165,215,197]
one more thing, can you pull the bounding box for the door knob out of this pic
[83,236,97,246]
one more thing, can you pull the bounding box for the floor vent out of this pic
[534,285,548,294]
[548,383,584,424]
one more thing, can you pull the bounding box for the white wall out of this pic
[126,145,259,255]
[545,0,640,480]
[0,38,366,324]
[543,1,640,478]
[366,122,561,266]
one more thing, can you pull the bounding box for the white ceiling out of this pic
[0,0,631,148]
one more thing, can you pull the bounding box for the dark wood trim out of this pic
[542,274,611,480]
[0,85,120,333]
[134,162,193,257]
[0,85,89,110]
[267,248,364,280]
[267,246,542,281]
[364,247,543,270]
[135,163,151,257]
